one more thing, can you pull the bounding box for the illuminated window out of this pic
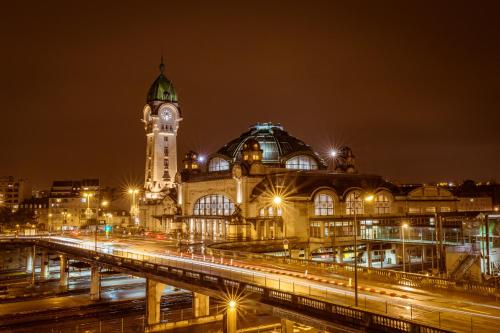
[208,157,230,172]
[346,191,363,215]
[310,222,321,238]
[285,155,318,170]
[314,194,334,215]
[193,194,234,216]
[258,206,282,217]
[374,194,390,214]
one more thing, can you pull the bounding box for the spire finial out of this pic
[159,55,165,74]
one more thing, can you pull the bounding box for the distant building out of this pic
[0,176,31,210]
[19,196,50,228]
[48,179,100,231]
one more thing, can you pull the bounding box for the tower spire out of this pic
[159,55,165,74]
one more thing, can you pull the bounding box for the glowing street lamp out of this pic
[272,195,282,206]
[352,192,374,307]
[402,223,409,273]
[128,188,140,225]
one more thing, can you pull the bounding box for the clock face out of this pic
[161,109,172,121]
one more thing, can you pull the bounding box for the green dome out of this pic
[147,61,178,103]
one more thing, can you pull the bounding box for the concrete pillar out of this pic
[281,319,294,332]
[224,305,237,333]
[422,246,427,262]
[59,255,68,288]
[146,279,166,325]
[40,250,49,279]
[26,247,34,273]
[337,247,344,263]
[367,243,372,268]
[193,292,210,317]
[90,266,101,301]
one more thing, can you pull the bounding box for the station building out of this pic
[138,61,499,277]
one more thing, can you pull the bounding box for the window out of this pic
[374,194,390,214]
[285,155,318,170]
[193,194,235,216]
[425,207,436,213]
[346,191,363,215]
[259,206,282,217]
[310,222,321,238]
[208,157,230,172]
[255,136,279,162]
[314,193,334,215]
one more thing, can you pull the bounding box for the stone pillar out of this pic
[226,224,238,240]
[290,249,301,259]
[146,279,166,325]
[281,319,294,332]
[59,255,68,288]
[367,243,372,268]
[193,292,210,317]
[40,250,49,279]
[224,305,237,333]
[90,266,101,301]
[26,246,34,273]
[337,247,344,263]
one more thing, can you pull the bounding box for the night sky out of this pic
[1,1,499,190]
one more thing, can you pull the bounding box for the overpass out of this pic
[0,237,472,332]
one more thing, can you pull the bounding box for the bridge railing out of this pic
[30,238,456,333]
[207,244,500,296]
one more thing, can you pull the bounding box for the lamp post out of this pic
[48,213,53,236]
[402,223,408,273]
[83,192,97,251]
[329,149,337,170]
[128,188,139,226]
[352,192,373,307]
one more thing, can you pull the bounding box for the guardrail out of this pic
[207,244,500,296]
[1,238,455,333]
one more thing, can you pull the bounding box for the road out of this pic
[37,236,500,332]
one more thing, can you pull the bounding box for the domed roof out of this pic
[216,123,327,168]
[147,60,178,103]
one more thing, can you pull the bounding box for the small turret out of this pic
[183,151,200,171]
[241,139,263,164]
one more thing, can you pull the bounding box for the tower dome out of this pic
[214,123,327,169]
[147,59,178,103]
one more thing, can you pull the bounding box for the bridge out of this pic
[2,236,497,333]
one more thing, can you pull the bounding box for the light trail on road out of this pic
[46,236,500,332]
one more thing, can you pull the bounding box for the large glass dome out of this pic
[215,123,327,169]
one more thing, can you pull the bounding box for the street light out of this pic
[128,188,140,226]
[329,149,338,170]
[272,195,282,205]
[402,223,409,273]
[352,192,374,307]
[83,192,97,251]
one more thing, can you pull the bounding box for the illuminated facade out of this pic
[142,59,182,199]
[137,63,498,277]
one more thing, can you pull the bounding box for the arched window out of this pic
[346,191,363,215]
[314,193,334,215]
[208,157,230,172]
[285,155,318,170]
[374,194,391,214]
[193,194,234,216]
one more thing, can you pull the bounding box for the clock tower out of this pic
[142,59,182,199]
